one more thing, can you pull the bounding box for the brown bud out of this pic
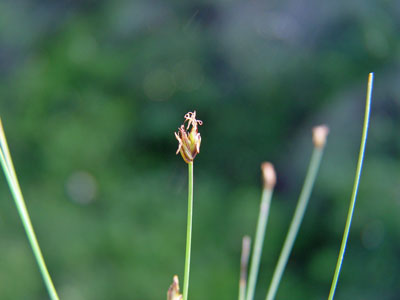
[312,125,329,148]
[175,111,203,164]
[261,162,276,190]
[167,275,182,300]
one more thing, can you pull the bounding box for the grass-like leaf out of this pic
[327,73,374,300]
[0,119,60,300]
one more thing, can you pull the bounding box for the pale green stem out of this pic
[183,162,194,300]
[265,146,325,300]
[245,188,274,300]
[239,236,251,300]
[0,120,60,300]
[328,73,374,300]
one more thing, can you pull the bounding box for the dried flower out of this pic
[175,111,203,164]
[167,275,182,300]
[312,125,329,148]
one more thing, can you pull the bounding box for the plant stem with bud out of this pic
[265,125,329,300]
[245,163,276,300]
[174,111,203,300]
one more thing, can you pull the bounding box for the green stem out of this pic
[0,121,60,300]
[245,188,274,300]
[265,146,325,300]
[328,73,374,300]
[183,162,194,300]
[239,236,251,300]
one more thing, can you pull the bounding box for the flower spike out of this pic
[184,111,203,130]
[175,111,203,164]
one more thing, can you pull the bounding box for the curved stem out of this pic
[245,188,273,300]
[0,120,60,300]
[183,162,194,300]
[327,73,373,300]
[265,146,325,300]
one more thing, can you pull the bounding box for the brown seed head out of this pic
[312,125,329,148]
[261,162,276,190]
[175,111,202,164]
[167,275,182,300]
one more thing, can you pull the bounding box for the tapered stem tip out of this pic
[261,162,276,190]
[242,236,251,249]
[312,125,329,148]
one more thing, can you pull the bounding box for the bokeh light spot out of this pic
[143,69,176,101]
[173,60,204,91]
[65,171,97,205]
[361,220,385,250]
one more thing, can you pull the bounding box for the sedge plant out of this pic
[265,125,329,300]
[0,119,60,300]
[328,72,374,300]
[172,111,203,300]
[245,162,276,300]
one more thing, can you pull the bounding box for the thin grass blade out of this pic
[0,120,60,300]
[327,73,374,300]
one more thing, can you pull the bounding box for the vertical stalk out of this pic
[245,188,274,300]
[328,73,374,300]
[183,161,194,300]
[265,145,325,300]
[0,120,60,300]
[239,236,251,300]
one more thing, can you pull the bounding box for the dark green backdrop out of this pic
[0,0,399,299]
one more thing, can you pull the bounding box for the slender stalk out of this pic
[0,120,60,300]
[183,162,194,300]
[245,188,274,300]
[239,236,251,300]
[0,120,20,190]
[265,145,325,300]
[328,73,374,300]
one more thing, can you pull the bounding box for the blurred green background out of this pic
[0,0,399,299]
